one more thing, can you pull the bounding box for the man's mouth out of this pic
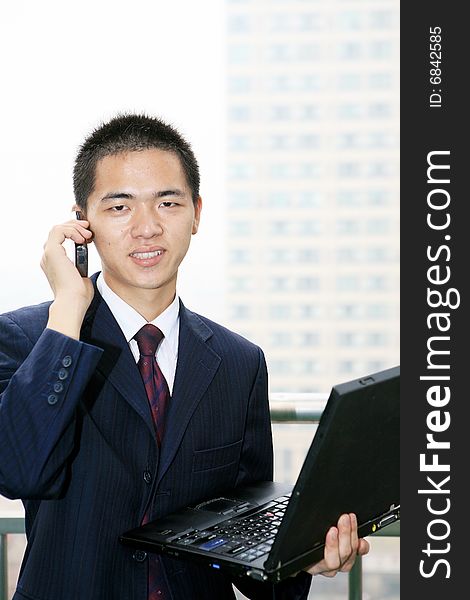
[130,250,164,259]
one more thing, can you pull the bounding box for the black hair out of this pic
[73,113,200,210]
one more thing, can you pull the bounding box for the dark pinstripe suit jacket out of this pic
[0,278,311,599]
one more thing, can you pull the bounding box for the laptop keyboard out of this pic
[173,494,291,563]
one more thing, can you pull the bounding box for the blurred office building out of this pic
[225,0,400,394]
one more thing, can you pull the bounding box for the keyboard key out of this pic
[199,538,227,551]
[227,545,247,555]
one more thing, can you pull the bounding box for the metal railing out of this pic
[0,394,399,600]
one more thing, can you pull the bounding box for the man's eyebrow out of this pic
[100,192,134,202]
[155,189,185,198]
[99,190,185,202]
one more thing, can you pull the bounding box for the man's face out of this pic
[84,148,201,304]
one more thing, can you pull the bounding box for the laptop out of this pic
[120,366,400,583]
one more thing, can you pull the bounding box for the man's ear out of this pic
[192,196,202,235]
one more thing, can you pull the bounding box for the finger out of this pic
[357,538,370,556]
[46,223,92,246]
[337,513,353,567]
[308,527,340,577]
[75,217,92,231]
[349,513,359,553]
[61,219,92,236]
[67,221,93,240]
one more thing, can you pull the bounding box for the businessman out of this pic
[0,114,369,599]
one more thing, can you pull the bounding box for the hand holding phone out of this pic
[75,211,89,277]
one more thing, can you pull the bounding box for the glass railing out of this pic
[0,394,399,600]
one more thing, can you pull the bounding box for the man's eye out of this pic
[160,201,177,208]
[111,205,126,212]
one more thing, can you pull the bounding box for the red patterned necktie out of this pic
[134,324,170,600]
[134,324,170,446]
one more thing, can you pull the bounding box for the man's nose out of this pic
[130,205,163,238]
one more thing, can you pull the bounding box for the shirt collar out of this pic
[96,273,180,351]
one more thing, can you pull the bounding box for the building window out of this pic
[268,249,293,264]
[298,191,323,207]
[228,14,253,33]
[228,164,255,180]
[270,221,290,235]
[367,333,388,346]
[336,304,361,319]
[269,135,290,150]
[367,219,389,234]
[369,102,391,118]
[370,10,394,29]
[228,76,252,93]
[337,162,360,178]
[228,44,254,63]
[337,103,362,119]
[299,105,321,120]
[336,190,361,206]
[365,276,387,291]
[297,277,320,291]
[337,248,361,262]
[298,221,320,235]
[368,190,390,206]
[337,276,359,291]
[337,220,360,234]
[269,105,291,121]
[369,72,392,89]
[229,277,253,292]
[298,134,320,149]
[231,305,252,319]
[367,361,384,373]
[366,304,389,318]
[370,40,393,58]
[228,249,250,264]
[338,42,362,59]
[269,360,291,374]
[337,73,362,90]
[228,190,257,208]
[299,305,320,319]
[300,333,320,347]
[338,360,355,374]
[228,105,252,121]
[298,248,320,263]
[269,305,291,319]
[269,192,291,207]
[229,221,251,236]
[270,277,290,291]
[337,332,361,347]
[270,332,292,346]
[228,135,251,151]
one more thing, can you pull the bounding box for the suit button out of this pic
[47,394,58,405]
[53,382,64,393]
[58,368,68,380]
[133,550,147,562]
[62,356,73,367]
[143,471,152,484]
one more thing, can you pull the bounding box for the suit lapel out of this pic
[80,278,221,469]
[81,277,156,438]
[156,301,221,486]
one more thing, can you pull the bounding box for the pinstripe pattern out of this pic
[0,275,310,599]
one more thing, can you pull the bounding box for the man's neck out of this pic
[101,274,176,322]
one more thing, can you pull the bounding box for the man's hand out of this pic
[306,513,370,577]
[41,217,94,339]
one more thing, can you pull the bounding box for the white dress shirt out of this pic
[96,274,179,395]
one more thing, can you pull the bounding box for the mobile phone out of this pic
[75,211,88,277]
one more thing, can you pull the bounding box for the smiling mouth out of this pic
[129,250,164,259]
